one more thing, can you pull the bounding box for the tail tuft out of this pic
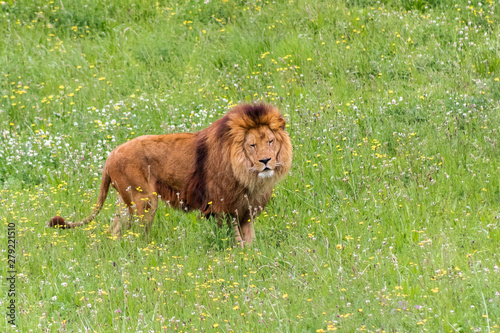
[48,216,69,229]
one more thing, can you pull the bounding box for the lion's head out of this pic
[216,104,292,192]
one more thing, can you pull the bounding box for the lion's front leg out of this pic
[214,214,244,248]
[231,217,245,249]
[228,211,254,248]
[239,212,255,247]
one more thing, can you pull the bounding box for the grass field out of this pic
[1,0,500,331]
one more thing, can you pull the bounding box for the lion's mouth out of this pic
[258,169,274,179]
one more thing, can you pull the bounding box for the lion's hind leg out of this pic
[128,190,158,236]
[142,192,158,235]
[107,194,132,236]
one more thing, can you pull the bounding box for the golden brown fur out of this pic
[48,103,292,247]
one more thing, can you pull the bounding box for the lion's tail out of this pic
[48,167,111,229]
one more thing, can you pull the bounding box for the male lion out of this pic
[48,103,292,247]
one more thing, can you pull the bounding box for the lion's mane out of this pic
[181,103,292,218]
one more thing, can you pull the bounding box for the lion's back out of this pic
[105,133,197,189]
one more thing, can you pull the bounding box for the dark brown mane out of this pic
[240,103,271,123]
[215,103,285,140]
[184,133,209,212]
[229,103,285,130]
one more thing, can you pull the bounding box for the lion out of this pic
[48,103,292,247]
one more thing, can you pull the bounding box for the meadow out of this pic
[1,0,499,331]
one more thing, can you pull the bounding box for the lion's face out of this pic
[227,105,292,192]
[243,125,281,179]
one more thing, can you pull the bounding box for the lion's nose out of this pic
[259,158,271,165]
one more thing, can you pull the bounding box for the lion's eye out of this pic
[250,144,256,148]
[269,139,274,145]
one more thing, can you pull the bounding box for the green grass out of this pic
[1,0,500,331]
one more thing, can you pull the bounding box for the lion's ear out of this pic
[277,115,286,130]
